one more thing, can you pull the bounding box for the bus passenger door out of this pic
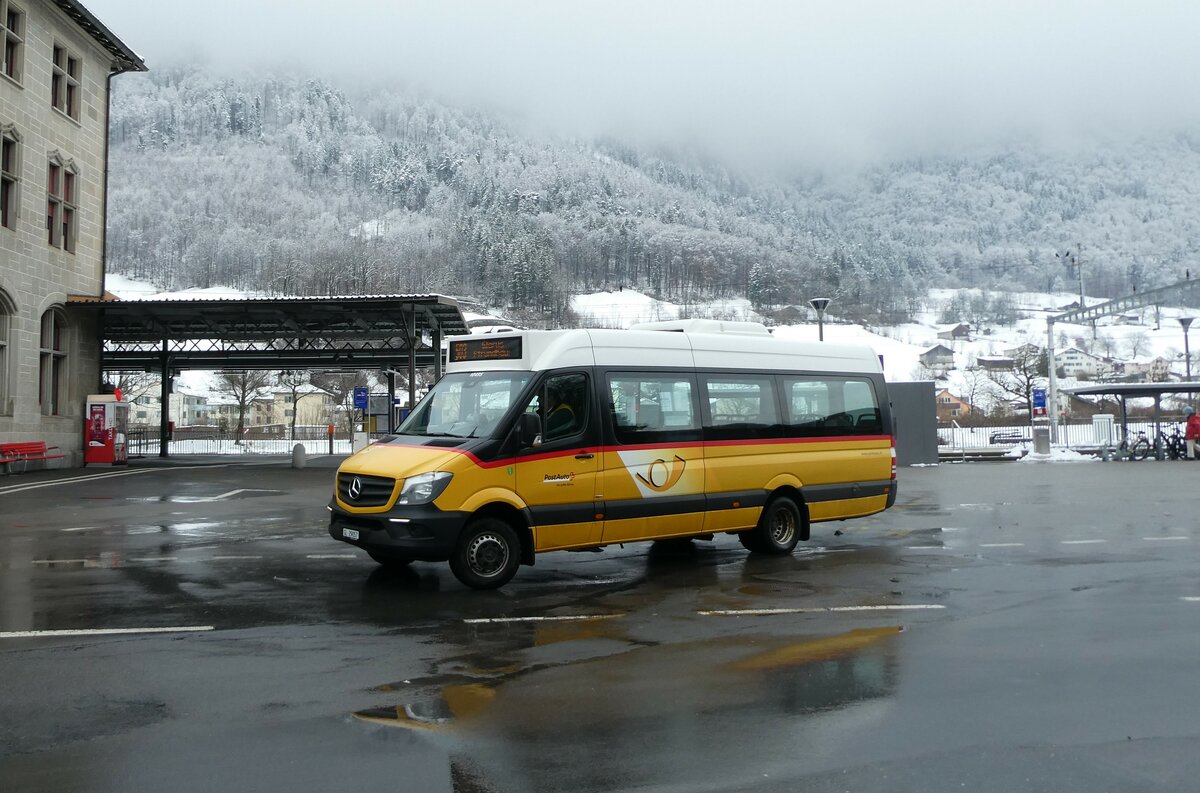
[599,373,706,544]
[511,372,604,551]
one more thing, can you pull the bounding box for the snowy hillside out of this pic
[107,273,1197,413]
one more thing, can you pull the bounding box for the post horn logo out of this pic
[348,476,363,500]
[636,455,687,492]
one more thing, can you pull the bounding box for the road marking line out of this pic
[1182,597,1200,602]
[906,545,944,550]
[1061,539,1107,545]
[210,555,263,560]
[31,559,90,565]
[699,605,946,616]
[195,488,281,502]
[306,554,357,559]
[0,626,214,639]
[60,526,101,532]
[128,557,177,562]
[1143,536,1189,542]
[464,614,625,625]
[980,542,1025,547]
[0,466,225,495]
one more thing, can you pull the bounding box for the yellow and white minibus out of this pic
[329,320,896,588]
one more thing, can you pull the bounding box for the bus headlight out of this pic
[397,471,453,505]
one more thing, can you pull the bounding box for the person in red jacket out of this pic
[1185,406,1200,459]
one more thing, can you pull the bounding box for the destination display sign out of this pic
[449,336,523,363]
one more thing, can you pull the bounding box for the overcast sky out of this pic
[87,0,1200,169]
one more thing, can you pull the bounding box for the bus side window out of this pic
[638,402,661,430]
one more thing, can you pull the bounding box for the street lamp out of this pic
[1180,317,1194,381]
[809,297,831,342]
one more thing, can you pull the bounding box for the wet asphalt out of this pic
[1,455,1198,792]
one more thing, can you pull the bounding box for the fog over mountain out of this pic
[91,1,1200,170]
[92,1,1200,324]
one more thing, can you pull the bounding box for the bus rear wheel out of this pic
[741,496,802,555]
[450,517,521,589]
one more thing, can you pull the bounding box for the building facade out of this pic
[0,0,144,463]
[935,388,973,421]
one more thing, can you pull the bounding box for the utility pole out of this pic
[1056,245,1092,338]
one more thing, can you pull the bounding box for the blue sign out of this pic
[1032,387,1047,417]
[353,386,369,410]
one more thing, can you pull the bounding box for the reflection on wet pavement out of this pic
[354,620,904,791]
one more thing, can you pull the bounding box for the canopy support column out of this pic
[158,341,170,458]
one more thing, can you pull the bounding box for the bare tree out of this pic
[960,365,995,422]
[216,371,272,443]
[276,370,331,440]
[310,370,372,436]
[1125,330,1151,359]
[985,345,1046,418]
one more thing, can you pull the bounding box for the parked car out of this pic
[989,431,1026,444]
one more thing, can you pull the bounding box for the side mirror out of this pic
[517,413,542,448]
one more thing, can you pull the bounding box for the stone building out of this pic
[0,0,144,463]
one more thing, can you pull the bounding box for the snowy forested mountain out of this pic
[107,65,1200,325]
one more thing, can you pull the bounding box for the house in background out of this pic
[1057,347,1112,379]
[936,323,971,341]
[935,389,973,422]
[919,344,956,372]
[268,385,334,428]
[977,355,1015,371]
[0,0,145,464]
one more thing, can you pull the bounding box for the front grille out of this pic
[337,472,396,507]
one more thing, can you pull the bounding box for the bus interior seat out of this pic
[824,412,853,428]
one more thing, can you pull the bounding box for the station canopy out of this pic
[1065,382,1200,400]
[73,294,469,371]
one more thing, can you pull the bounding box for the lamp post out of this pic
[809,297,831,341]
[1180,317,1194,381]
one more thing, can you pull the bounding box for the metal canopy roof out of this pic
[1065,382,1200,399]
[74,294,469,372]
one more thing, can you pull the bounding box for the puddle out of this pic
[354,625,903,735]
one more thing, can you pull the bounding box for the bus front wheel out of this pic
[450,517,521,589]
[741,496,802,555]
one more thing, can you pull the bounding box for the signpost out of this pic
[1032,387,1047,418]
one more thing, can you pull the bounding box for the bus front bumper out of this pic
[328,501,466,561]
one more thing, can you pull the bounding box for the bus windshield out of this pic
[398,371,533,439]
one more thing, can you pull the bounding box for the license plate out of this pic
[342,528,360,541]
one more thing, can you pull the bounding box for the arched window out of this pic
[39,307,67,415]
[0,288,12,413]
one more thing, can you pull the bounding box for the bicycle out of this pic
[1117,428,1152,461]
[1157,424,1187,460]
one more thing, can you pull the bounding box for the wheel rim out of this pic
[770,506,796,546]
[466,532,510,578]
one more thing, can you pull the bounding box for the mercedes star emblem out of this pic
[348,477,363,500]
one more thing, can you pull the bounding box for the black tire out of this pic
[1131,437,1151,460]
[367,550,413,569]
[449,517,521,589]
[743,496,803,555]
[738,531,765,552]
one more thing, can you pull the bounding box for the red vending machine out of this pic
[84,394,129,466]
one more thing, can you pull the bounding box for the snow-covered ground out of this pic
[107,273,1199,456]
[570,285,1197,394]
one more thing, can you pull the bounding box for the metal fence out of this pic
[938,418,1187,450]
[126,426,355,457]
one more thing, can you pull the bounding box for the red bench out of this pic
[0,441,65,472]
